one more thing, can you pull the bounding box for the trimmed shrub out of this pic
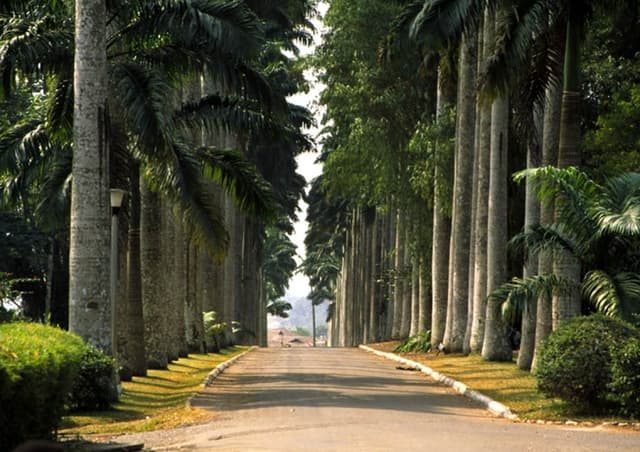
[536,314,638,411]
[0,322,118,449]
[67,347,118,411]
[0,322,85,449]
[609,337,640,417]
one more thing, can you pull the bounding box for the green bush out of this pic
[536,314,638,411]
[394,331,432,353]
[609,337,640,417]
[67,347,118,411]
[0,322,85,449]
[0,322,118,449]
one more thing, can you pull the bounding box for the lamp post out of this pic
[110,189,126,359]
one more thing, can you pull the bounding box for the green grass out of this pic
[370,342,628,422]
[60,346,247,436]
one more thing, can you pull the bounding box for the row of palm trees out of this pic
[0,0,314,376]
[307,0,640,369]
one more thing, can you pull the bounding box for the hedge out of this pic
[0,322,116,450]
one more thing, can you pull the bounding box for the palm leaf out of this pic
[0,14,73,98]
[143,140,229,259]
[489,273,573,324]
[509,223,577,260]
[591,173,640,238]
[514,166,599,251]
[113,0,263,60]
[410,0,485,44]
[198,147,276,220]
[582,270,640,320]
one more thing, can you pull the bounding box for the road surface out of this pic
[121,347,640,451]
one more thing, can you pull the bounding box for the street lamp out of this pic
[110,189,126,359]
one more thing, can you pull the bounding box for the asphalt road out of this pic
[121,347,640,451]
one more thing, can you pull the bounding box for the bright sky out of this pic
[283,2,328,301]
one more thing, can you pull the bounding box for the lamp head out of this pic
[110,189,127,215]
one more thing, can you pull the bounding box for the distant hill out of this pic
[268,296,328,332]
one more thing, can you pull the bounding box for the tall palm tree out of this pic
[69,0,111,352]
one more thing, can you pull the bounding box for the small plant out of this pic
[203,311,226,352]
[536,314,638,411]
[394,331,432,353]
[67,347,118,411]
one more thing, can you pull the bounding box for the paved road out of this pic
[122,347,639,451]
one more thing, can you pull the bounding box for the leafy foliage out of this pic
[609,337,640,417]
[67,347,118,412]
[501,167,640,322]
[394,330,432,353]
[0,322,116,449]
[536,315,639,411]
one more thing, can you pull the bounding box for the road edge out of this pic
[359,344,518,420]
[202,346,257,387]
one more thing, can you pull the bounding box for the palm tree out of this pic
[495,167,640,326]
[69,0,111,352]
[1,0,287,357]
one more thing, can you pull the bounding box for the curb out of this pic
[202,346,257,387]
[359,344,518,420]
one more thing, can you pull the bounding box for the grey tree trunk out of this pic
[410,259,420,337]
[391,209,403,338]
[517,105,542,370]
[470,12,493,353]
[418,260,431,333]
[532,83,562,370]
[141,179,168,368]
[481,93,512,361]
[443,33,477,352]
[431,65,455,348]
[399,220,411,339]
[69,0,111,353]
[124,161,146,376]
[169,210,188,357]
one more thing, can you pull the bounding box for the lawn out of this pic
[368,342,630,422]
[60,346,247,437]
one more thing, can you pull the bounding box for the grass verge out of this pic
[368,342,629,422]
[60,346,247,436]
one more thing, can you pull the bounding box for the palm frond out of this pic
[114,0,263,60]
[0,14,73,98]
[46,75,73,139]
[34,145,72,231]
[174,94,269,137]
[582,270,640,320]
[198,147,276,220]
[481,0,563,97]
[110,62,176,158]
[592,173,640,238]
[143,140,229,260]
[410,0,485,44]
[514,166,599,249]
[489,273,574,324]
[509,223,577,259]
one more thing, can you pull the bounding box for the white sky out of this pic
[283,2,328,301]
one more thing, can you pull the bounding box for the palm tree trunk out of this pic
[444,32,476,352]
[553,18,583,326]
[470,11,493,353]
[532,82,562,370]
[141,179,168,368]
[69,0,111,352]
[399,220,411,338]
[517,105,542,370]
[392,208,403,338]
[125,161,146,376]
[431,64,455,348]
[481,92,512,362]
